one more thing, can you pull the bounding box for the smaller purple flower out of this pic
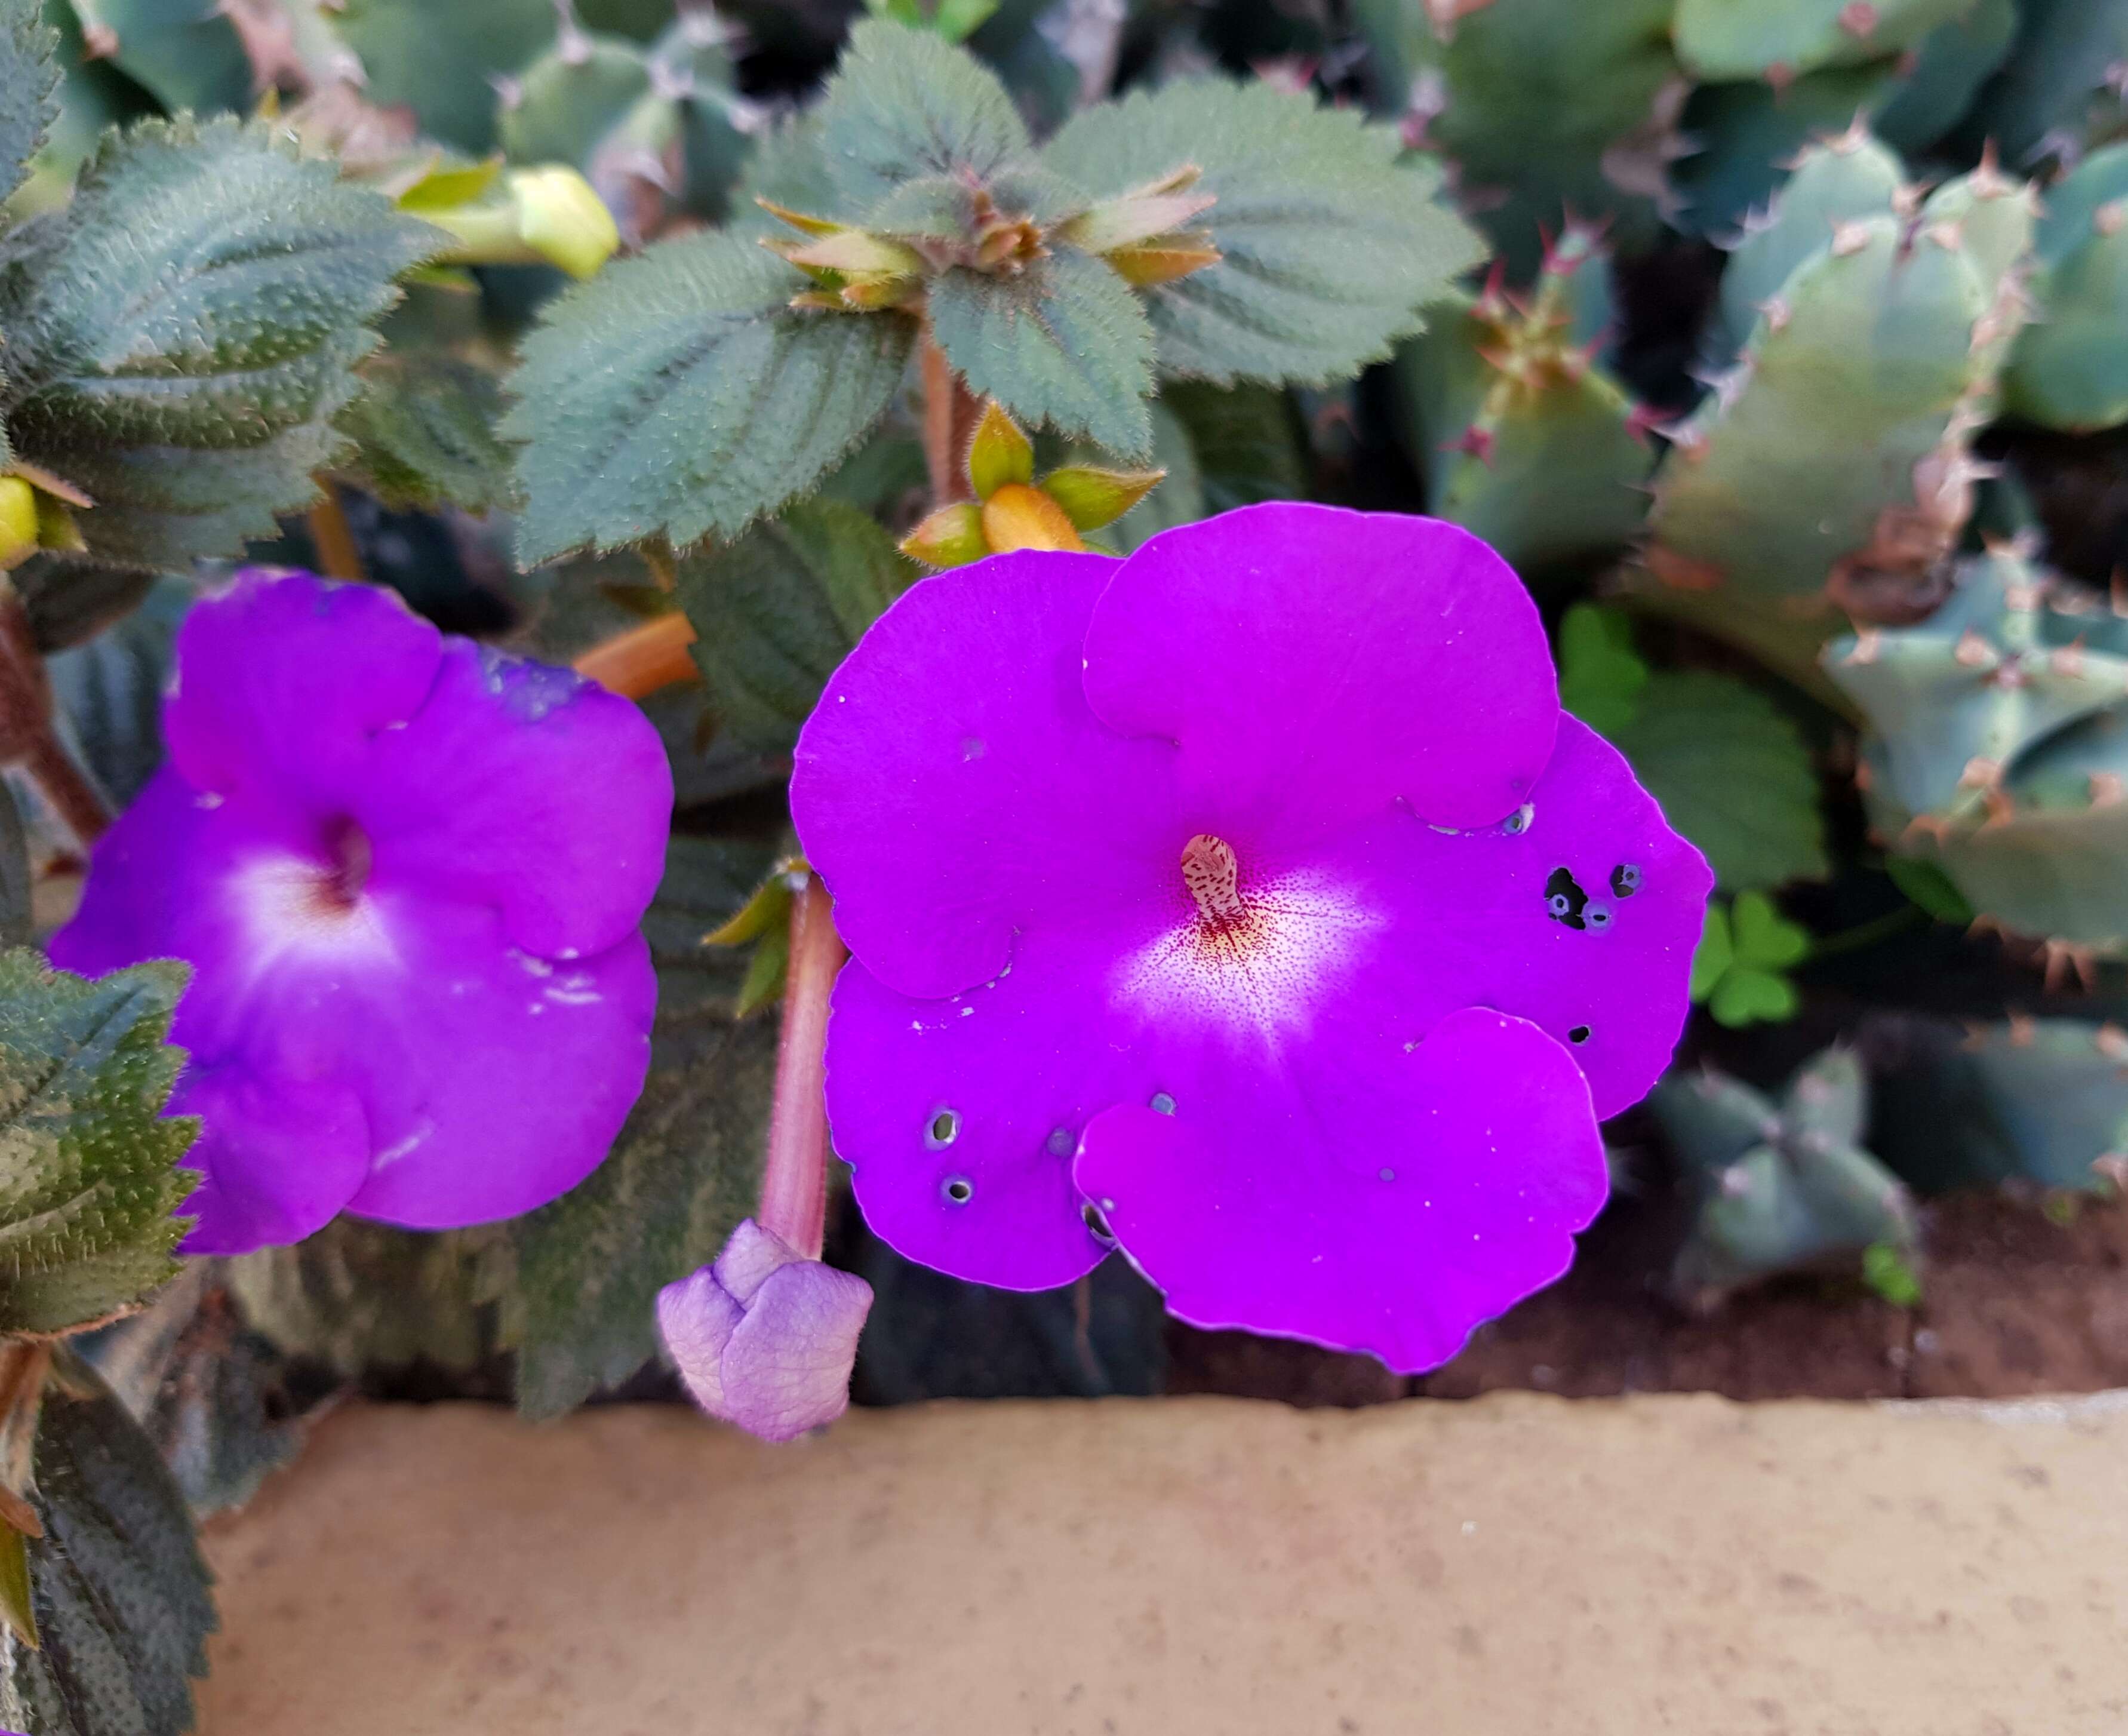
[656,1219,874,1441]
[49,569,673,1255]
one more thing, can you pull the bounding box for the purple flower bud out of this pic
[657,1219,872,1442]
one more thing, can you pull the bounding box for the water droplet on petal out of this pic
[1149,1092,1177,1116]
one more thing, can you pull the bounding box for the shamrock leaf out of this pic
[1690,893,1809,1028]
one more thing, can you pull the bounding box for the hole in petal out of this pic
[925,1108,961,1149]
[943,1176,974,1205]
[1585,904,1613,931]
[1544,867,1588,930]
[1569,1025,1592,1044]
[1503,802,1535,835]
[1611,863,1641,897]
[1081,1201,1115,1242]
[1045,1126,1076,1159]
[1149,1091,1177,1116]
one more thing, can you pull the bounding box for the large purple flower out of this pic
[49,570,672,1255]
[792,503,1711,1371]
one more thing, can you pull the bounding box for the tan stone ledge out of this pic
[198,1392,2128,1734]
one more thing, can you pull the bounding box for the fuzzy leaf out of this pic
[676,500,916,754]
[487,837,778,1420]
[1608,671,1829,892]
[47,579,186,813]
[1040,79,1484,386]
[816,17,1030,218]
[505,231,916,562]
[0,0,60,208]
[928,248,1154,456]
[0,954,197,1338]
[337,354,515,515]
[0,118,436,569]
[0,1355,216,1735]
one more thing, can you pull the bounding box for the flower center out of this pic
[309,816,373,915]
[1180,833,1245,925]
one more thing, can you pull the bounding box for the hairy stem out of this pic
[757,872,845,1261]
[305,483,366,582]
[0,589,107,847]
[572,612,699,699]
[920,331,981,508]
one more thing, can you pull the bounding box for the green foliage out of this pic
[1947,0,2128,170]
[331,0,560,156]
[338,354,515,515]
[485,836,777,1419]
[1690,893,1809,1026]
[2004,144,2128,434]
[47,579,186,812]
[0,1353,216,1735]
[505,231,917,562]
[0,0,60,208]
[1559,606,1826,891]
[0,117,435,568]
[676,499,915,754]
[1673,0,1970,82]
[1041,78,1484,387]
[866,0,1000,43]
[66,0,252,118]
[0,954,196,1338]
[1652,1047,1915,1304]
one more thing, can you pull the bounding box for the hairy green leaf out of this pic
[337,354,514,515]
[676,499,915,754]
[48,578,187,811]
[1041,79,1484,386]
[1610,671,1829,892]
[0,953,197,1337]
[487,835,777,1420]
[929,248,1154,456]
[816,17,1029,217]
[226,1218,489,1378]
[0,117,436,568]
[506,231,916,561]
[0,0,60,208]
[0,1354,215,1736]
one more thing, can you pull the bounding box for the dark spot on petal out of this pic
[1585,904,1613,931]
[1612,863,1641,897]
[1045,1126,1076,1159]
[943,1176,973,1205]
[925,1108,960,1149]
[1503,802,1535,835]
[1149,1091,1177,1115]
[1081,1201,1115,1241]
[1545,867,1588,930]
[1569,1025,1591,1044]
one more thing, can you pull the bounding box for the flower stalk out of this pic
[0,586,108,848]
[572,612,699,699]
[757,870,845,1260]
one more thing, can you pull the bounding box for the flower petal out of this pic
[791,551,1180,1000]
[656,1262,744,1417]
[1338,717,1712,1119]
[716,1259,873,1442]
[1083,503,1559,841]
[162,570,443,819]
[358,639,674,960]
[825,914,1180,1290]
[1074,1007,1607,1373]
[171,1067,372,1255]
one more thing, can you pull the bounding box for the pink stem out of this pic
[755,872,845,1261]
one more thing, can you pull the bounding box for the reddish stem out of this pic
[920,333,981,508]
[756,872,846,1261]
[0,591,107,847]
[573,612,699,699]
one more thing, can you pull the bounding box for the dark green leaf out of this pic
[0,953,196,1338]
[1158,380,1308,512]
[1608,671,1829,892]
[331,0,559,156]
[1555,604,1650,738]
[816,17,1030,218]
[676,499,915,754]
[0,1354,216,1736]
[12,559,156,657]
[225,1218,489,1378]
[0,785,26,950]
[1884,854,1975,926]
[487,835,777,1419]
[337,354,515,515]
[67,0,253,117]
[1041,78,1484,386]
[47,578,188,811]
[0,0,60,208]
[928,248,1154,457]
[0,118,436,568]
[505,231,917,562]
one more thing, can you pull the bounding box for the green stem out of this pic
[1805,904,1926,963]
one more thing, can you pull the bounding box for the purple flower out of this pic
[792,503,1711,1372]
[49,570,672,1255]
[656,1219,874,1441]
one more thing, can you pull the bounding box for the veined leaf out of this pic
[1041,79,1484,387]
[337,354,515,516]
[0,1354,216,1736]
[0,0,59,209]
[0,117,436,568]
[816,17,1031,218]
[505,230,916,562]
[0,953,197,1338]
[928,247,1154,457]
[485,835,777,1420]
[676,499,916,754]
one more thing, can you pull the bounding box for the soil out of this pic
[1168,1185,2128,1407]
